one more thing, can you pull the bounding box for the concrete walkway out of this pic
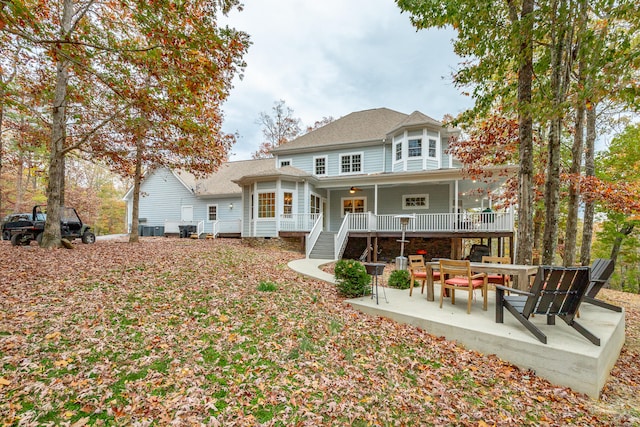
[288,258,336,284]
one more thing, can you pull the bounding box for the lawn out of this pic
[1,238,638,426]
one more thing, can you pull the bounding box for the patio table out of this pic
[424,261,538,301]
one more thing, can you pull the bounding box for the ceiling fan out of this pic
[349,186,362,194]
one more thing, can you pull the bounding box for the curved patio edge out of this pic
[288,258,336,284]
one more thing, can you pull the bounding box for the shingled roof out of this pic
[271,108,409,152]
[173,158,274,196]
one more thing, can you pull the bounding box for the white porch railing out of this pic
[280,213,321,232]
[347,212,513,233]
[334,212,351,260]
[305,214,323,258]
[213,219,242,236]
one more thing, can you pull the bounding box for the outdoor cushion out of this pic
[445,277,485,288]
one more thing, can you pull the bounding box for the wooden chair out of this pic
[583,259,621,312]
[482,255,512,288]
[408,255,427,297]
[496,266,600,345]
[439,259,488,314]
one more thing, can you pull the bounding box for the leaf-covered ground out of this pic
[0,238,638,426]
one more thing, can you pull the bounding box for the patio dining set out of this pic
[398,255,622,346]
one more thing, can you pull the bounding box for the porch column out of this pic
[276,179,281,233]
[253,182,258,236]
[374,184,378,215]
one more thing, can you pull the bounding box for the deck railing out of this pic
[346,212,513,233]
[280,213,321,232]
[164,220,205,235]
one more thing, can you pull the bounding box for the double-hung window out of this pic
[207,205,217,221]
[428,139,437,158]
[395,142,402,161]
[340,153,362,174]
[408,139,422,157]
[314,156,327,176]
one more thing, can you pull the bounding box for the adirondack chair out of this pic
[583,258,622,312]
[495,266,600,345]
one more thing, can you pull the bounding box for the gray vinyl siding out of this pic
[327,183,452,231]
[135,168,197,227]
[255,220,277,237]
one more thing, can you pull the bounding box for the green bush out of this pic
[388,269,411,289]
[334,259,370,297]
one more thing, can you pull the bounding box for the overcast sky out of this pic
[220,0,473,160]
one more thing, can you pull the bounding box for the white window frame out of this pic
[402,194,429,210]
[339,152,363,175]
[257,191,276,219]
[206,204,218,221]
[408,138,422,157]
[428,139,437,159]
[310,193,322,215]
[283,191,293,216]
[395,142,402,161]
[341,197,367,217]
[313,155,328,176]
[279,159,292,168]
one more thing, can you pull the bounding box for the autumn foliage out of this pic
[0,239,638,424]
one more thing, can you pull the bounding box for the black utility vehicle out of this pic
[5,205,96,246]
[2,212,35,241]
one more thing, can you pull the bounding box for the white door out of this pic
[181,205,193,221]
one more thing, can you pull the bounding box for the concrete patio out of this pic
[345,283,625,398]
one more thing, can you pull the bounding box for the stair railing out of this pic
[334,213,350,260]
[305,213,323,258]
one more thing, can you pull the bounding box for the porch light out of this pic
[229,203,234,209]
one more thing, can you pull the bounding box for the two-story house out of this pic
[124,108,516,260]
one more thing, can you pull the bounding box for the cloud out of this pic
[221,0,472,160]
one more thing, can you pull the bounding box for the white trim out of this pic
[402,194,429,210]
[340,196,367,217]
[257,190,277,219]
[339,151,364,175]
[206,204,218,221]
[313,155,328,176]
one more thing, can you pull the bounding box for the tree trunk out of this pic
[41,0,73,248]
[580,105,597,265]
[564,103,585,266]
[542,0,574,265]
[542,118,561,265]
[129,138,144,243]
[514,0,535,266]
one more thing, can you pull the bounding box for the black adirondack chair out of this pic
[496,266,600,345]
[583,259,622,312]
